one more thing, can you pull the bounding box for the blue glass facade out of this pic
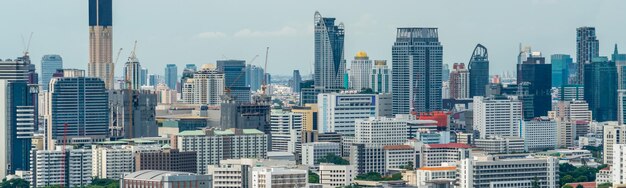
[584,57,617,121]
[165,64,178,90]
[40,55,63,91]
[89,0,112,26]
[314,11,346,89]
[551,54,572,87]
[217,60,250,103]
[1,80,34,174]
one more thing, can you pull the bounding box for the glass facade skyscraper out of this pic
[391,28,443,114]
[468,44,489,98]
[217,60,250,103]
[0,80,35,178]
[551,54,572,87]
[576,27,599,84]
[40,55,63,91]
[517,52,552,120]
[164,64,178,90]
[314,11,345,89]
[584,57,617,122]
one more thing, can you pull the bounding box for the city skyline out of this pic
[2,0,626,77]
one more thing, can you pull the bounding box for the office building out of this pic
[349,51,372,90]
[318,92,392,136]
[449,63,469,99]
[404,166,456,187]
[584,57,618,121]
[551,54,572,87]
[576,27,599,84]
[40,55,63,90]
[420,143,471,167]
[457,155,559,188]
[301,142,341,166]
[613,45,626,89]
[181,64,225,106]
[91,145,134,180]
[620,90,626,125]
[557,84,584,101]
[474,136,525,154]
[291,104,318,132]
[521,117,557,151]
[220,95,271,137]
[251,167,307,188]
[31,147,92,188]
[217,60,251,103]
[245,64,264,91]
[164,64,177,90]
[109,90,158,139]
[370,60,390,94]
[604,123,626,165]
[0,80,35,178]
[469,44,489,97]
[88,0,114,89]
[47,76,108,149]
[613,144,626,185]
[120,170,212,188]
[135,148,197,173]
[176,128,268,174]
[354,117,407,145]
[314,11,345,89]
[392,28,443,114]
[270,110,303,153]
[473,96,523,138]
[123,52,142,90]
[517,51,551,119]
[292,70,302,93]
[206,158,297,188]
[319,164,356,188]
[550,100,592,121]
[140,68,148,86]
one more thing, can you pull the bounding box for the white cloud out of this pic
[233,26,299,38]
[196,32,227,39]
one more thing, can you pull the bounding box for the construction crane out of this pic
[21,32,33,57]
[224,54,259,95]
[261,47,269,95]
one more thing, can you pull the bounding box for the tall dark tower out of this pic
[585,57,618,122]
[88,0,114,89]
[576,27,599,84]
[468,44,489,97]
[517,52,552,120]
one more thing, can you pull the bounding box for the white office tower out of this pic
[614,144,626,186]
[181,64,225,106]
[473,96,523,138]
[301,142,341,166]
[604,123,626,165]
[354,117,407,145]
[550,100,592,121]
[32,147,92,188]
[370,60,390,94]
[319,163,356,188]
[176,128,268,174]
[349,51,372,91]
[521,117,558,151]
[458,155,559,188]
[318,92,392,136]
[251,167,307,188]
[270,110,303,153]
[91,145,134,180]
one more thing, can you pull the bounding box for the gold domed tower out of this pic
[355,51,369,59]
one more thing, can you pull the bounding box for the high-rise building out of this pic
[517,51,551,120]
[47,76,108,149]
[291,104,318,132]
[40,55,63,91]
[473,96,523,138]
[251,167,308,188]
[604,123,626,165]
[91,145,134,180]
[164,64,177,90]
[584,57,618,121]
[314,11,345,89]
[31,147,93,188]
[245,65,264,91]
[123,52,142,90]
[88,0,114,89]
[468,44,489,98]
[521,117,557,151]
[109,90,158,139]
[557,84,584,101]
[442,64,450,82]
[181,64,225,106]
[301,142,342,166]
[613,45,626,89]
[349,51,372,91]
[0,80,35,178]
[620,90,626,125]
[220,95,271,135]
[217,60,251,103]
[576,27,599,84]
[318,93,392,136]
[474,136,525,154]
[291,70,302,93]
[551,54,572,87]
[449,63,469,99]
[613,144,626,185]
[270,110,303,153]
[370,60,390,94]
[392,28,443,114]
[140,68,148,86]
[135,148,197,173]
[354,117,408,145]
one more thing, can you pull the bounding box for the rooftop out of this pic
[426,143,471,149]
[124,170,198,181]
[417,166,456,171]
[383,145,413,150]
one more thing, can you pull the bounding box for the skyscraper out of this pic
[292,70,302,93]
[613,44,626,89]
[370,60,390,94]
[217,60,250,103]
[517,51,551,120]
[468,44,489,97]
[576,27,599,84]
[140,68,147,86]
[40,55,63,91]
[181,64,225,106]
[314,11,345,89]
[109,90,158,139]
[449,63,469,99]
[392,28,443,114]
[349,51,372,91]
[88,0,114,89]
[123,52,141,90]
[551,54,572,87]
[245,65,264,91]
[164,64,177,90]
[584,57,617,122]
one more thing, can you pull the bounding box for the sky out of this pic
[1,0,626,77]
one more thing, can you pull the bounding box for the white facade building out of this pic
[319,164,356,188]
[270,110,303,153]
[92,145,134,180]
[448,63,469,99]
[521,117,557,151]
[370,60,390,94]
[604,123,626,165]
[405,166,456,187]
[181,64,224,106]
[458,155,559,188]
[620,90,626,125]
[318,92,391,136]
[474,136,525,154]
[354,117,408,145]
[349,51,372,91]
[420,143,471,167]
[32,147,92,188]
[551,100,592,121]
[614,144,626,185]
[301,142,342,166]
[473,96,523,138]
[251,167,307,188]
[207,158,298,188]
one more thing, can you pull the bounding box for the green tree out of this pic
[386,173,402,181]
[308,170,319,183]
[598,183,612,188]
[562,185,573,188]
[318,153,349,165]
[532,176,540,188]
[560,175,575,185]
[400,161,414,170]
[576,184,584,188]
[356,172,383,181]
[1,178,29,188]
[575,176,588,182]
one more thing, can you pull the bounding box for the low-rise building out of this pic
[120,170,212,188]
[521,117,557,151]
[383,145,415,172]
[457,155,559,188]
[301,142,342,166]
[31,147,92,188]
[135,147,197,173]
[596,166,611,185]
[420,143,471,167]
[318,164,356,188]
[251,167,307,188]
[403,166,456,187]
[207,158,298,187]
[474,135,525,154]
[92,145,135,180]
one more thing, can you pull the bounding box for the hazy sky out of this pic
[2,0,625,77]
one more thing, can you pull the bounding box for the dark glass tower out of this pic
[468,44,489,97]
[551,54,572,87]
[217,60,251,103]
[584,57,617,122]
[314,11,345,89]
[517,53,551,120]
[576,27,599,84]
